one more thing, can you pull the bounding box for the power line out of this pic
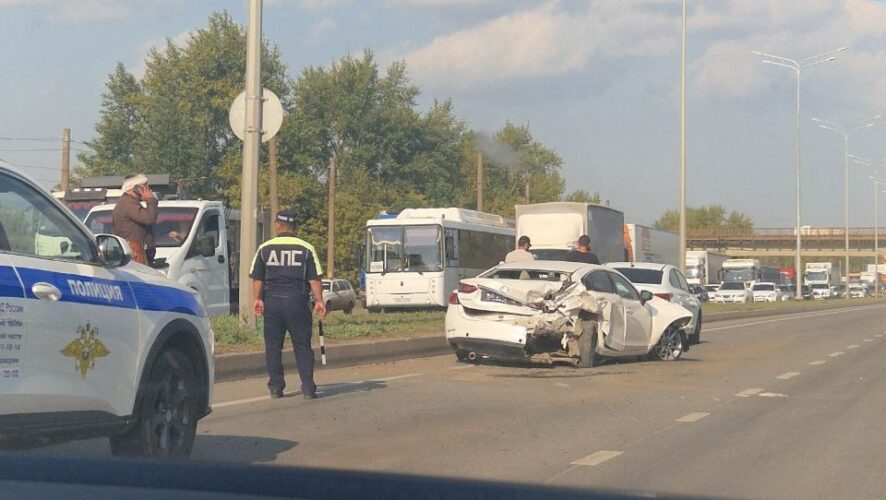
[0,136,58,142]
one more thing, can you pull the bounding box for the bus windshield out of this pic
[366,224,442,273]
[723,268,755,282]
[85,207,199,248]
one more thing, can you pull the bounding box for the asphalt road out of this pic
[32,303,886,499]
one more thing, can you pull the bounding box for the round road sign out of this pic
[229,88,284,143]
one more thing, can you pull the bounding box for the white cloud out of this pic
[308,17,338,46]
[402,0,677,90]
[129,30,193,80]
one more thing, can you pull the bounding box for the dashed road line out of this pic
[736,388,764,397]
[374,372,424,382]
[847,344,860,349]
[450,364,474,370]
[776,371,800,380]
[570,450,623,467]
[809,360,827,366]
[676,412,710,423]
[864,339,873,343]
[759,392,788,398]
[877,334,884,338]
[705,305,886,333]
[829,351,846,357]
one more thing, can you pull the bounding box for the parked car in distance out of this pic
[607,262,702,345]
[712,281,752,303]
[322,278,356,313]
[704,284,720,294]
[810,283,832,299]
[752,282,781,302]
[832,285,845,298]
[777,284,794,301]
[690,284,709,303]
[801,285,812,300]
[848,283,868,298]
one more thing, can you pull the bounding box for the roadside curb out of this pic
[215,334,447,382]
[214,301,884,382]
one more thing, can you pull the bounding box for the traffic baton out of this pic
[318,321,328,366]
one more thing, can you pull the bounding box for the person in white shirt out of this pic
[505,235,536,263]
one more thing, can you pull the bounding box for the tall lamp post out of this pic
[678,0,687,275]
[753,47,847,299]
[811,115,882,298]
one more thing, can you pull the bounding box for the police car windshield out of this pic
[85,207,199,248]
[366,224,442,273]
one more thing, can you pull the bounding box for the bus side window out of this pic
[445,229,458,266]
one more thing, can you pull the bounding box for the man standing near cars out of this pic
[113,173,157,265]
[505,235,535,263]
[250,210,328,400]
[566,235,601,264]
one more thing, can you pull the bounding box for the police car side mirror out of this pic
[96,234,131,267]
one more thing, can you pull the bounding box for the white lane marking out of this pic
[555,383,571,388]
[864,339,873,343]
[214,392,298,409]
[705,305,886,333]
[847,344,860,349]
[809,360,827,366]
[776,371,800,380]
[759,392,788,398]
[877,334,884,338]
[570,450,623,466]
[214,373,424,409]
[373,372,424,382]
[450,364,473,370]
[676,412,710,423]
[736,388,764,397]
[829,351,846,357]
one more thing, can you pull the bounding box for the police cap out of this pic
[276,210,298,225]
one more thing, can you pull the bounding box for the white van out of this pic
[84,201,269,317]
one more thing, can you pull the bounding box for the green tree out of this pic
[653,205,753,232]
[77,63,143,177]
[563,189,601,203]
[79,11,289,199]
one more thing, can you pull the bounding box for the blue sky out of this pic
[3,0,886,228]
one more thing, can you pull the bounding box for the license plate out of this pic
[394,297,410,303]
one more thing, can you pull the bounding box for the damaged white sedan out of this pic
[445,261,694,367]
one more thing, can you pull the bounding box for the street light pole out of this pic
[811,115,882,298]
[753,47,846,299]
[678,0,687,275]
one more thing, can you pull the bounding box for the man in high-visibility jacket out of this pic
[250,210,327,399]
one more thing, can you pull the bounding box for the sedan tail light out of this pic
[654,292,673,301]
[448,291,460,305]
[458,282,478,293]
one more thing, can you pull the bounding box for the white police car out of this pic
[0,165,213,458]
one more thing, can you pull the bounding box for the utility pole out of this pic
[60,127,71,191]
[269,136,279,236]
[327,155,336,279]
[525,180,530,204]
[238,0,263,327]
[678,0,687,275]
[476,152,484,212]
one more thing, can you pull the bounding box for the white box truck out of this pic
[515,202,626,263]
[84,200,271,316]
[625,223,679,267]
[684,250,730,285]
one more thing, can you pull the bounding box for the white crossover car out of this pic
[0,165,213,458]
[712,281,752,303]
[752,282,782,302]
[445,261,694,367]
[606,262,702,345]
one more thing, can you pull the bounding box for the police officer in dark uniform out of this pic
[250,211,328,399]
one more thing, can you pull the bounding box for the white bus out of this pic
[364,208,514,310]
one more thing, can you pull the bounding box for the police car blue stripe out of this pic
[9,267,204,318]
[0,265,23,299]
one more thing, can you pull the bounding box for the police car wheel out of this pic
[110,349,198,458]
